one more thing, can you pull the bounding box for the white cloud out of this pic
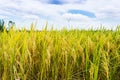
[96,7,120,19]
[0,10,13,16]
[23,14,39,20]
[0,0,120,29]
[0,15,8,19]
[62,13,92,22]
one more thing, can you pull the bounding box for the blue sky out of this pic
[68,10,96,18]
[0,0,120,29]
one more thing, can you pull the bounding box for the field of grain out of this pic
[0,25,120,80]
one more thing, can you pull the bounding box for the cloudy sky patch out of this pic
[68,10,96,18]
[0,0,120,29]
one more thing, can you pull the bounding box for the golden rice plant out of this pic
[0,24,120,80]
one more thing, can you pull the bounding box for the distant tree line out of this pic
[0,19,4,31]
[0,19,15,32]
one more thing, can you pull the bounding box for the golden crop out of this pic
[0,25,120,80]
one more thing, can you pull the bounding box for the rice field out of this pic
[0,25,120,80]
